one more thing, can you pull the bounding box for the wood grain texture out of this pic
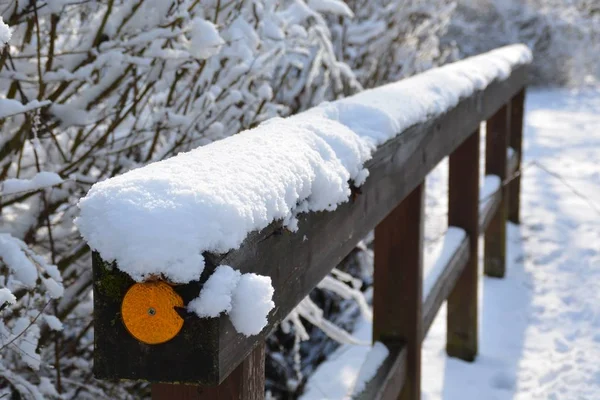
[151,343,265,400]
[508,88,526,223]
[484,104,510,278]
[92,68,527,385]
[446,129,480,362]
[374,182,424,400]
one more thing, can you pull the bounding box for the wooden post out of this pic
[151,343,265,400]
[447,129,480,362]
[484,104,510,278]
[374,182,424,400]
[508,88,525,224]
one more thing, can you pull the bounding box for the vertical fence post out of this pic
[151,343,266,400]
[508,88,525,224]
[374,182,424,400]
[484,104,510,278]
[446,128,480,361]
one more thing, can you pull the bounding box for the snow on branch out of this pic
[1,172,63,196]
[0,17,10,46]
[0,99,51,120]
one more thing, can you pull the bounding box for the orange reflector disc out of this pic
[121,281,184,345]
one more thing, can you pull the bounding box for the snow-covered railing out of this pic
[78,45,530,399]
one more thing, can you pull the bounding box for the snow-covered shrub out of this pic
[0,0,453,397]
[446,0,600,86]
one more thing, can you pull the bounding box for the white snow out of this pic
[76,45,531,285]
[186,264,276,336]
[0,99,51,119]
[350,341,389,396]
[12,317,41,370]
[258,83,273,101]
[42,277,64,299]
[0,17,10,45]
[1,172,63,196]
[299,313,375,399]
[42,315,64,331]
[0,234,40,288]
[0,288,16,307]
[423,227,466,299]
[302,88,600,399]
[187,265,241,318]
[229,273,275,336]
[188,18,225,60]
[308,0,354,18]
[480,174,501,203]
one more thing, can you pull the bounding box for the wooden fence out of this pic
[92,62,527,399]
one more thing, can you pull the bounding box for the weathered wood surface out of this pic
[508,89,526,223]
[508,149,519,180]
[374,182,424,400]
[484,104,511,277]
[151,343,265,400]
[446,129,480,362]
[92,67,527,384]
[92,251,222,384]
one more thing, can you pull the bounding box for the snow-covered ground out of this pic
[302,88,600,399]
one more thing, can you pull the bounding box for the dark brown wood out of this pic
[92,67,528,385]
[507,149,519,179]
[423,236,470,337]
[374,182,424,400]
[447,129,480,362]
[151,343,265,400]
[508,89,525,223]
[479,189,501,233]
[354,345,407,400]
[484,104,510,278]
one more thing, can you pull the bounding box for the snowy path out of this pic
[302,88,600,399]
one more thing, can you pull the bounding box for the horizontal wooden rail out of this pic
[91,49,529,399]
[203,66,527,383]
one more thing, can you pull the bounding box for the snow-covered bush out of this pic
[446,0,600,86]
[0,0,453,397]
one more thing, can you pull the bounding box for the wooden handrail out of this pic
[90,51,528,399]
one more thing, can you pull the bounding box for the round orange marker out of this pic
[121,281,184,345]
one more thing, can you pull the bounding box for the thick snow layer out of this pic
[76,45,531,285]
[229,273,275,336]
[187,265,241,317]
[1,172,63,195]
[186,265,274,336]
[0,17,10,45]
[303,88,600,399]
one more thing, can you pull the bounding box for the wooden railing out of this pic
[91,59,527,400]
